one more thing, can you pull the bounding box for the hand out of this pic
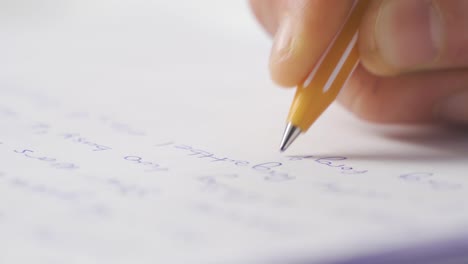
[250,0,468,124]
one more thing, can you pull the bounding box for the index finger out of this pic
[250,0,355,87]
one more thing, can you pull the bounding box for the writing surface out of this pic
[1,1,468,263]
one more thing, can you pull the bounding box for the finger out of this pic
[249,0,283,35]
[359,0,468,76]
[249,0,355,87]
[338,66,468,124]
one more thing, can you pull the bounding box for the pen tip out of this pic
[279,123,301,152]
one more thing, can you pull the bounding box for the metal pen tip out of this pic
[279,123,302,152]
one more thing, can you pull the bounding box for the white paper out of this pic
[1,1,468,264]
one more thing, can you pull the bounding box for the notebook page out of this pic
[1,1,468,263]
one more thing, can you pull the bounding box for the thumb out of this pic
[359,0,468,76]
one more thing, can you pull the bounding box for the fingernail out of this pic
[270,14,300,64]
[376,0,442,70]
[435,90,468,123]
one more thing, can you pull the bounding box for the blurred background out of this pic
[0,0,294,149]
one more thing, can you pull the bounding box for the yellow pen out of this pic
[280,0,371,151]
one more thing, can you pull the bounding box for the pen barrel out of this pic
[288,0,371,132]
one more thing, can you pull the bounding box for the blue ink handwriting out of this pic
[288,155,368,175]
[124,155,169,172]
[13,149,79,170]
[60,133,112,152]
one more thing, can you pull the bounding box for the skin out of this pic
[249,0,468,125]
